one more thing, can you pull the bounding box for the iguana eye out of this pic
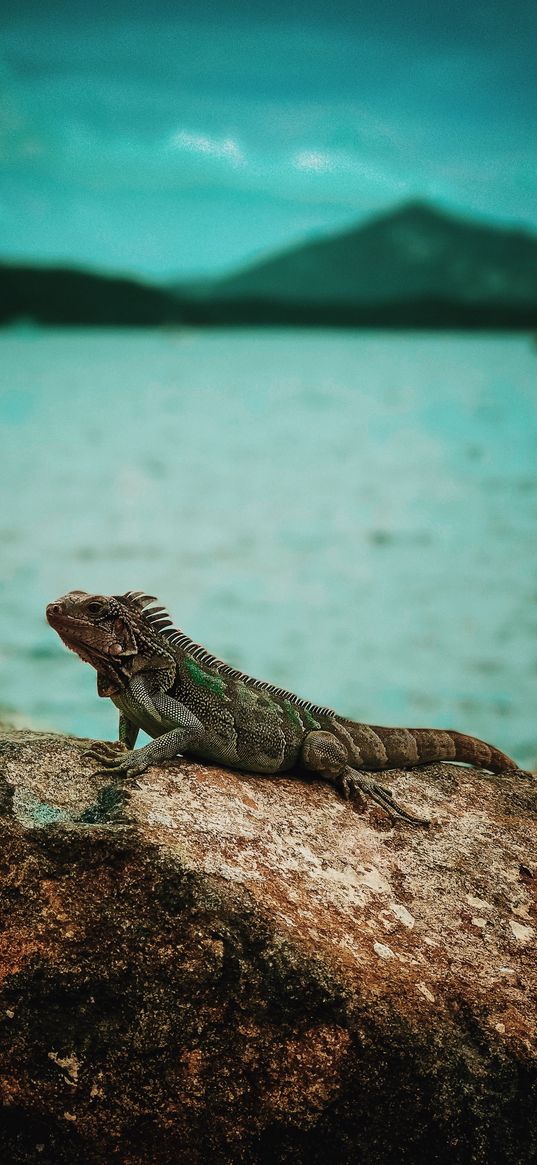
[87,600,105,616]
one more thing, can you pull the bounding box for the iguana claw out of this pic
[84,740,127,763]
[85,741,149,778]
[340,769,430,827]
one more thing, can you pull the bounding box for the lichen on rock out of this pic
[0,728,535,1164]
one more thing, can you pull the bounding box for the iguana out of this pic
[46,590,532,826]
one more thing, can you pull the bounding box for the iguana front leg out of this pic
[90,725,204,779]
[119,713,139,750]
[86,679,204,779]
[301,729,429,826]
[83,712,138,764]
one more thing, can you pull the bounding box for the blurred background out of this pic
[1,0,536,765]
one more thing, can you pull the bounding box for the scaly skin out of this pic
[46,590,533,827]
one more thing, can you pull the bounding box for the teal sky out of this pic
[1,0,536,277]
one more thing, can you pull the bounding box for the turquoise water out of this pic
[1,327,536,767]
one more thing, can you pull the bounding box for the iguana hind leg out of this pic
[301,729,429,827]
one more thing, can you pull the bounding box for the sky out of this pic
[1,0,536,278]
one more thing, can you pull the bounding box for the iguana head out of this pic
[46,590,177,696]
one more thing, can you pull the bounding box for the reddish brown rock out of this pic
[0,727,535,1164]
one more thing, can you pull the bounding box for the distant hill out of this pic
[2,203,537,329]
[213,201,537,310]
[0,264,178,327]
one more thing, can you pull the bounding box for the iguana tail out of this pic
[344,721,532,777]
[409,728,529,774]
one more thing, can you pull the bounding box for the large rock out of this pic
[0,728,535,1164]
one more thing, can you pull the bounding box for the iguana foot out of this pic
[338,767,430,827]
[87,727,198,780]
[86,744,151,779]
[301,730,430,827]
[84,740,128,763]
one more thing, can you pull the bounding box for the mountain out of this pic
[212,201,537,311]
[2,203,537,329]
[0,264,178,327]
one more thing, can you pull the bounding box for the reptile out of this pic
[46,590,532,826]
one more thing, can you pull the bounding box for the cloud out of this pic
[291,145,410,199]
[2,3,537,274]
[168,130,245,166]
[293,150,333,172]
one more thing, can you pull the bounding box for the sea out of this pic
[1,327,536,767]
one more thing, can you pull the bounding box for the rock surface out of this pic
[0,728,535,1164]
